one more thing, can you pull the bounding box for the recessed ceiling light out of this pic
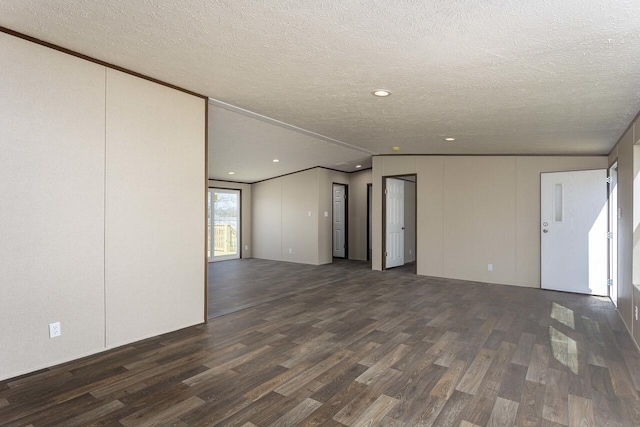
[445,137,456,141]
[356,165,362,168]
[272,159,280,163]
[392,146,400,152]
[228,172,235,175]
[372,89,391,97]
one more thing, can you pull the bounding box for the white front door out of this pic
[333,184,346,258]
[541,170,608,295]
[385,178,405,269]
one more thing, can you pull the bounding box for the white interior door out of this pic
[333,184,346,258]
[541,170,608,295]
[385,178,405,269]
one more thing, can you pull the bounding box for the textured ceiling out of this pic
[2,0,640,170]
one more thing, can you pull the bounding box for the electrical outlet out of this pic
[488,264,493,271]
[288,248,292,254]
[245,245,248,251]
[308,211,312,217]
[409,249,412,255]
[49,322,61,338]
[324,211,328,217]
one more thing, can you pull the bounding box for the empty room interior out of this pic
[2,1,640,426]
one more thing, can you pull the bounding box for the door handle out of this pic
[543,229,548,233]
[402,227,405,230]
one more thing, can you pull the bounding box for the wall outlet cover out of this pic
[488,264,493,271]
[49,322,61,338]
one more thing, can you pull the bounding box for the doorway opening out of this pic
[208,188,241,262]
[609,163,618,307]
[382,174,417,272]
[332,183,348,259]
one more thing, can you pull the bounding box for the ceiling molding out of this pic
[208,98,378,156]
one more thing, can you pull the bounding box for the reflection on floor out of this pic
[2,259,640,426]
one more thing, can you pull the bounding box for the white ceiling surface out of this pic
[208,103,372,182]
[2,0,640,163]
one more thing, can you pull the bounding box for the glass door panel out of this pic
[210,188,240,262]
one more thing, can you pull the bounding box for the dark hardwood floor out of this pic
[2,259,640,426]
[207,258,372,319]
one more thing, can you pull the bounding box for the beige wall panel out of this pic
[443,157,517,285]
[105,69,205,348]
[384,156,416,176]
[251,179,282,261]
[404,181,416,263]
[209,180,252,258]
[372,157,384,270]
[609,144,619,165]
[348,170,372,261]
[616,128,635,332]
[514,156,607,288]
[281,169,319,264]
[415,157,444,277]
[0,34,106,380]
[318,169,349,264]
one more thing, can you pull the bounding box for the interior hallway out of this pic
[2,259,639,426]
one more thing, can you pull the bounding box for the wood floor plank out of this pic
[515,380,546,427]
[456,349,495,395]
[543,368,570,426]
[568,394,595,427]
[430,359,467,400]
[487,396,519,427]
[350,394,398,427]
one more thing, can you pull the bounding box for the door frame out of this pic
[331,182,349,259]
[608,163,618,306]
[367,183,372,262]
[382,174,417,271]
[208,187,242,262]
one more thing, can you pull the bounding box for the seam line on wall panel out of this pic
[103,68,107,348]
[442,158,445,276]
[514,157,518,286]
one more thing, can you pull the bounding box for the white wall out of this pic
[0,33,107,381]
[252,167,355,265]
[209,180,252,258]
[105,69,205,348]
[0,33,206,380]
[608,121,638,343]
[372,155,607,288]
[252,169,320,264]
